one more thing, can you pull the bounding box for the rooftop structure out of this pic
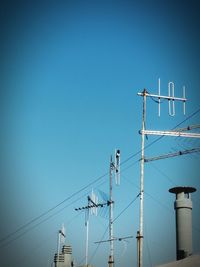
[54,245,74,267]
[156,254,200,267]
[169,186,196,261]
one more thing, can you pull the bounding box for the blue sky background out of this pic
[0,1,200,266]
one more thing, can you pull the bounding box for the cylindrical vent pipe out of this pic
[169,186,196,261]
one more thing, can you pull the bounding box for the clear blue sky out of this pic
[0,1,200,267]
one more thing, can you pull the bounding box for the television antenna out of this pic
[93,150,121,267]
[75,190,106,266]
[137,78,200,267]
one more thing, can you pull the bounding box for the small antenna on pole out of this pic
[57,224,66,259]
[60,223,66,244]
[115,149,121,185]
[75,190,106,266]
[139,79,187,117]
[90,189,98,216]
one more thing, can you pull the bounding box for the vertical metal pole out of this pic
[183,86,186,115]
[138,89,146,267]
[85,219,89,266]
[57,231,61,266]
[158,78,161,117]
[108,157,114,267]
[136,231,140,267]
[85,198,90,266]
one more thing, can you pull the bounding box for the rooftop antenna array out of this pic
[94,149,122,267]
[95,150,133,266]
[137,78,200,267]
[156,78,186,117]
[114,149,121,185]
[75,190,106,266]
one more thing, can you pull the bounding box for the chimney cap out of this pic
[169,186,196,194]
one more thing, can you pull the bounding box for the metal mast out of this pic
[93,150,121,266]
[85,197,90,266]
[57,229,61,261]
[137,89,147,267]
[108,156,114,267]
[137,79,189,267]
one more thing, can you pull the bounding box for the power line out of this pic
[0,172,108,245]
[148,161,177,187]
[1,107,199,246]
[1,179,109,249]
[0,191,88,248]
[121,172,173,215]
[89,225,109,263]
[89,194,139,264]
[121,107,200,165]
[112,193,140,224]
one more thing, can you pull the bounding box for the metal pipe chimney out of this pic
[169,186,196,261]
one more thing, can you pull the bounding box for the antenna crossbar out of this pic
[75,202,108,211]
[144,147,200,162]
[137,92,186,102]
[140,129,200,138]
[94,235,133,244]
